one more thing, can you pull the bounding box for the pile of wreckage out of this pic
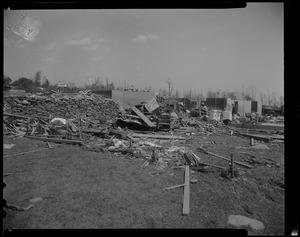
[3,91,284,169]
[3,92,232,169]
[4,92,285,216]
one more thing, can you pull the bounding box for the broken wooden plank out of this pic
[3,112,31,119]
[238,133,271,142]
[109,128,128,139]
[182,165,190,215]
[198,147,252,169]
[124,114,140,119]
[191,152,201,165]
[163,183,186,190]
[25,136,83,145]
[228,123,284,131]
[197,161,226,170]
[3,144,62,158]
[80,128,108,134]
[239,132,284,142]
[130,105,155,127]
[131,133,186,140]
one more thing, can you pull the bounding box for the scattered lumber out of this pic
[130,105,155,127]
[182,165,190,215]
[198,147,252,169]
[3,144,62,158]
[238,133,271,142]
[25,136,83,145]
[80,128,108,134]
[109,128,128,139]
[191,152,201,165]
[228,123,284,131]
[197,161,226,170]
[131,133,186,140]
[3,112,31,119]
[163,183,186,190]
[124,114,140,119]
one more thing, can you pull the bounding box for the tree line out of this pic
[3,73,283,108]
[157,78,284,108]
[4,71,50,92]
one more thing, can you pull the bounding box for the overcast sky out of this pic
[4,3,283,98]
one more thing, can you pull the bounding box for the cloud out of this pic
[4,38,27,48]
[43,57,55,62]
[67,36,104,51]
[43,42,57,50]
[91,55,102,62]
[67,37,91,46]
[132,34,159,43]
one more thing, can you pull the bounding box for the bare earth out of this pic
[3,132,284,234]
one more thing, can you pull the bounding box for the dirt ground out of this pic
[3,131,284,234]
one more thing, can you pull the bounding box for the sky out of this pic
[3,3,283,98]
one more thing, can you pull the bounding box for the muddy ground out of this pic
[3,131,284,234]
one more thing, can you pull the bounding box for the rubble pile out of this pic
[4,93,119,128]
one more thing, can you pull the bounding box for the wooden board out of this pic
[199,148,252,169]
[163,183,186,190]
[228,123,284,131]
[131,133,185,140]
[4,112,31,119]
[130,105,155,127]
[238,132,284,141]
[25,136,83,145]
[182,165,190,215]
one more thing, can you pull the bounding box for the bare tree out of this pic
[279,96,284,107]
[259,91,264,103]
[198,89,205,101]
[34,71,42,87]
[267,91,272,106]
[248,84,257,101]
[272,92,278,107]
[158,88,168,98]
[206,88,214,98]
[105,76,109,89]
[166,77,174,98]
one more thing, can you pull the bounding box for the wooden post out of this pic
[78,114,82,140]
[198,148,252,169]
[250,138,254,146]
[230,154,234,178]
[182,165,190,215]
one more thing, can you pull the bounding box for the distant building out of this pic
[205,98,232,111]
[91,90,157,111]
[205,97,262,116]
[232,100,262,116]
[57,82,68,88]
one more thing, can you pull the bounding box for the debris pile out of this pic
[4,92,284,219]
[4,93,119,129]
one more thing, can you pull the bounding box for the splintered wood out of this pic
[130,105,155,127]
